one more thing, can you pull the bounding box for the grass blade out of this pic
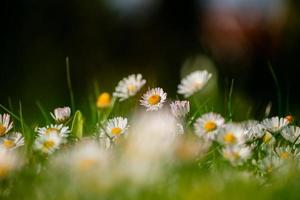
[268,62,282,116]
[227,79,234,121]
[66,56,76,111]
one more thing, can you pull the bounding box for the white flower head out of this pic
[51,107,71,123]
[0,132,24,150]
[37,124,70,138]
[170,100,190,118]
[140,87,167,111]
[194,112,224,141]
[244,123,265,141]
[34,133,64,154]
[122,110,177,184]
[103,117,129,138]
[113,74,146,101]
[218,124,246,146]
[177,70,212,98]
[281,126,300,144]
[67,140,111,173]
[0,148,21,178]
[275,146,295,160]
[0,113,13,136]
[261,117,289,133]
[257,155,282,175]
[222,146,252,166]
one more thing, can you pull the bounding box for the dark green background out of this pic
[1,0,300,120]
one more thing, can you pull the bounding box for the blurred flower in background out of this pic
[200,0,287,63]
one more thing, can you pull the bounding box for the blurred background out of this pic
[1,0,300,120]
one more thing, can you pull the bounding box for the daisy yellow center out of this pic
[0,124,7,136]
[267,165,273,173]
[203,121,217,132]
[79,159,97,171]
[263,132,272,143]
[148,95,161,105]
[3,140,15,149]
[111,127,122,136]
[279,152,290,160]
[45,128,59,135]
[96,92,111,108]
[127,85,136,93]
[43,140,55,149]
[0,165,9,178]
[193,81,202,90]
[223,132,236,144]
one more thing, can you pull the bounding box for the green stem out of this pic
[268,63,282,116]
[66,57,75,111]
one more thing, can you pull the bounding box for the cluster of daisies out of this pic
[0,114,24,178]
[34,107,71,154]
[1,69,300,180]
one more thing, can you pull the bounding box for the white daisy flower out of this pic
[0,113,13,136]
[275,146,295,160]
[34,133,64,154]
[257,156,282,174]
[218,124,246,146]
[113,74,146,101]
[0,147,21,178]
[177,70,212,98]
[244,123,265,141]
[240,120,259,130]
[0,132,24,150]
[194,112,224,141]
[68,141,110,172]
[222,146,252,166]
[170,100,190,118]
[261,116,289,133]
[37,124,70,138]
[50,107,71,123]
[140,87,167,111]
[102,117,129,138]
[281,126,300,144]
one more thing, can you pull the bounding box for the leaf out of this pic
[71,110,84,139]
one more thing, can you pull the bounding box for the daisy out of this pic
[113,74,146,101]
[0,147,20,178]
[69,141,109,172]
[222,146,252,166]
[244,123,265,141]
[102,117,129,138]
[261,116,289,133]
[194,112,224,141]
[140,87,167,111]
[34,133,64,154]
[177,70,212,98]
[0,113,13,136]
[281,126,300,144]
[275,146,295,160]
[36,124,70,138]
[218,124,246,146]
[0,132,24,150]
[257,156,282,175]
[96,92,112,109]
[170,100,190,118]
[51,107,71,123]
